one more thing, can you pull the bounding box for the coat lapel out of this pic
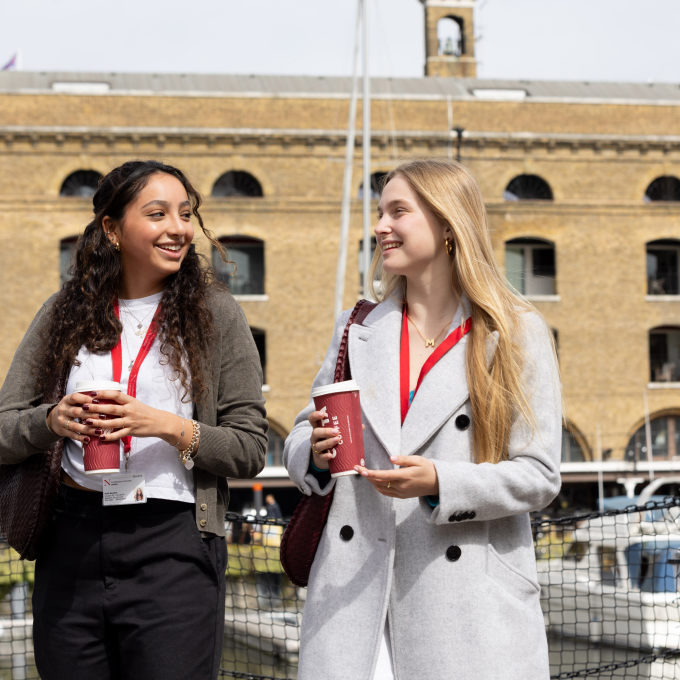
[400,297,472,458]
[348,297,402,460]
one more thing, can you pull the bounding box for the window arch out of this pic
[60,170,103,197]
[213,235,265,295]
[59,236,78,285]
[644,176,680,203]
[266,422,287,467]
[562,427,586,462]
[505,237,556,296]
[212,171,263,198]
[358,171,388,200]
[250,327,266,384]
[647,239,680,295]
[504,175,553,201]
[626,414,680,461]
[437,16,464,56]
[649,326,680,383]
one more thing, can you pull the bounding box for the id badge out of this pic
[102,473,147,506]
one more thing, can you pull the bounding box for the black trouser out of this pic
[32,484,227,680]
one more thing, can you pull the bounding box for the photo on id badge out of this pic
[103,474,147,506]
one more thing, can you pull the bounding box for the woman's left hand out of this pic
[79,390,173,443]
[354,456,439,498]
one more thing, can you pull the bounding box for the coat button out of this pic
[340,525,354,541]
[446,545,462,562]
[199,519,207,528]
[200,504,207,512]
[455,414,470,431]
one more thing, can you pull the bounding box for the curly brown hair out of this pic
[36,160,227,403]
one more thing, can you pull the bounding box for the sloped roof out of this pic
[1,71,679,104]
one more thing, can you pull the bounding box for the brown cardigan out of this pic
[0,289,268,536]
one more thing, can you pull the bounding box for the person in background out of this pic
[0,160,267,680]
[284,158,562,680]
[265,493,282,519]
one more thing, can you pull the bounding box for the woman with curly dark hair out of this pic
[0,160,268,680]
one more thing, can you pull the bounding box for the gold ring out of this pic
[387,481,391,489]
[65,418,72,431]
[312,442,320,454]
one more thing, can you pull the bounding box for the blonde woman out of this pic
[284,159,561,680]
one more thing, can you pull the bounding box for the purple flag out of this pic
[1,54,17,71]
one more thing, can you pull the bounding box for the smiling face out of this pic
[375,173,452,280]
[103,172,195,298]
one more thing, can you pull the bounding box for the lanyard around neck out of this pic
[111,300,161,454]
[400,303,472,425]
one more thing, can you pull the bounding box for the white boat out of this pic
[537,479,680,654]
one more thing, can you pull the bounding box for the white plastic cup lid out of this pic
[311,380,360,398]
[75,380,122,393]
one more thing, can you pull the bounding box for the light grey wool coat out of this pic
[283,295,562,680]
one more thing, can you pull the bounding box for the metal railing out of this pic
[5,499,680,679]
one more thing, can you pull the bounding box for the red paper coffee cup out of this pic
[311,380,365,478]
[75,380,122,475]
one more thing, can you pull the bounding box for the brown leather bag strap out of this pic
[333,299,377,384]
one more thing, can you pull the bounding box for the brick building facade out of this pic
[1,0,679,502]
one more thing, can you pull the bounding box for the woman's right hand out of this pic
[46,391,97,445]
[308,410,341,470]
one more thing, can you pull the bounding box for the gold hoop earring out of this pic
[445,238,454,256]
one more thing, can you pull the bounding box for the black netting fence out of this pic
[3,499,680,678]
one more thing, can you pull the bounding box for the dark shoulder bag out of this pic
[280,299,376,587]
[0,369,67,560]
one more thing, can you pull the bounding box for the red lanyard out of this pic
[400,304,472,424]
[111,300,161,454]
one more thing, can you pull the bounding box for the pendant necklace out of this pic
[120,324,135,371]
[120,302,158,338]
[406,314,452,349]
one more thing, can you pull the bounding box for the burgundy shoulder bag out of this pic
[0,369,67,560]
[280,299,376,587]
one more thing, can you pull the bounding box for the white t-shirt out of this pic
[62,292,195,502]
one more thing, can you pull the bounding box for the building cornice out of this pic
[2,125,680,155]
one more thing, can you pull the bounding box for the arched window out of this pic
[212,171,263,198]
[505,237,556,296]
[551,328,559,359]
[504,175,553,201]
[626,415,680,461]
[59,236,78,285]
[562,428,586,462]
[647,239,680,295]
[358,172,388,200]
[437,16,464,56]
[60,170,102,197]
[213,236,265,295]
[266,426,286,467]
[644,176,680,203]
[250,327,266,384]
[359,236,379,291]
[649,327,680,383]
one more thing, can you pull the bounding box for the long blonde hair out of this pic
[368,158,557,464]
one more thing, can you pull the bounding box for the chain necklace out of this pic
[406,314,452,349]
[120,324,135,371]
[120,301,157,337]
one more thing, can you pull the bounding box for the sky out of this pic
[1,0,680,83]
